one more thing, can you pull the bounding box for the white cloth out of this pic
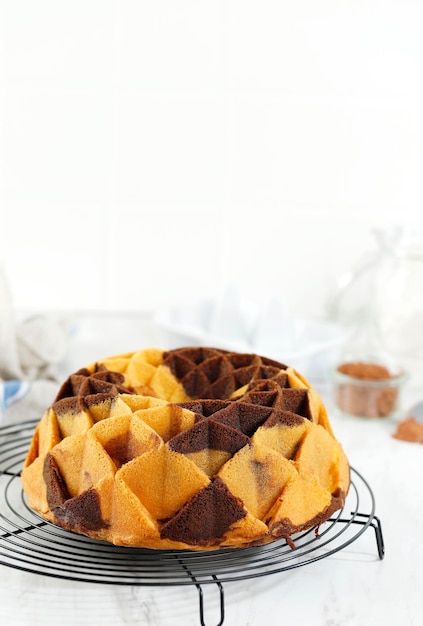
[154,287,347,382]
[0,267,69,424]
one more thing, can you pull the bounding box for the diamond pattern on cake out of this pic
[200,401,274,436]
[112,472,159,544]
[162,348,288,400]
[294,424,349,495]
[252,410,313,458]
[217,442,298,520]
[265,472,333,537]
[21,346,350,550]
[117,445,210,521]
[168,418,250,476]
[160,477,247,545]
[91,414,163,469]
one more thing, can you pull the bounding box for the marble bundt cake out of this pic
[22,347,350,550]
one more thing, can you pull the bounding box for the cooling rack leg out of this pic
[350,513,385,560]
[329,512,385,560]
[370,516,385,560]
[178,557,225,626]
[195,576,225,626]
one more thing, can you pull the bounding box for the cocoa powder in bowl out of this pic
[334,361,401,418]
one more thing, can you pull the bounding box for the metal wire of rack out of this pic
[0,419,384,626]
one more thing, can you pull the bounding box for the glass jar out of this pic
[328,226,423,388]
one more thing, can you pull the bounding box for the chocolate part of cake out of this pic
[160,478,247,545]
[43,453,71,507]
[43,453,108,532]
[21,346,351,551]
[168,419,251,455]
[53,366,135,416]
[336,361,399,418]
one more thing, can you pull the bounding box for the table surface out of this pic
[1,315,422,626]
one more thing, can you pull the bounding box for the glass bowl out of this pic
[331,360,409,420]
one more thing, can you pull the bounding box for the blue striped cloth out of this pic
[0,379,31,415]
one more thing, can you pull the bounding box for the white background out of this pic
[1,1,423,318]
[1,9,423,625]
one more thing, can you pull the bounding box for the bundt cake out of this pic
[21,347,350,551]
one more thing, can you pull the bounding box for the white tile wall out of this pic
[1,1,423,320]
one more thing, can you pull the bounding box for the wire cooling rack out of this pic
[0,419,384,626]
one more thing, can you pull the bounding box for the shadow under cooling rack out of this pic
[0,419,384,626]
